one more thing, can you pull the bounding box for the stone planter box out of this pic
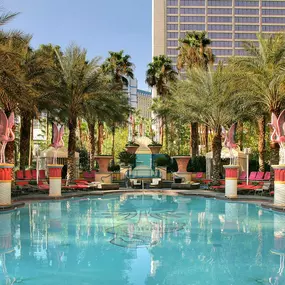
[148,145,162,154]
[97,183,120,190]
[125,145,139,154]
[94,156,112,173]
[173,156,191,173]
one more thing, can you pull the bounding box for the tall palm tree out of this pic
[101,50,134,150]
[146,55,177,151]
[177,31,214,157]
[173,65,248,184]
[230,33,285,166]
[52,44,101,182]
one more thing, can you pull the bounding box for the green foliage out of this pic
[108,164,120,172]
[188,156,206,172]
[79,148,90,171]
[155,155,170,167]
[118,151,136,166]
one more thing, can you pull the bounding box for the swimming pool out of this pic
[0,195,284,285]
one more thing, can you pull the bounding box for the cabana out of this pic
[205,147,247,179]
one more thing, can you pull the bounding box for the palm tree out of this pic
[101,50,134,150]
[51,44,101,182]
[173,65,248,184]
[146,55,177,151]
[177,31,215,157]
[230,33,285,166]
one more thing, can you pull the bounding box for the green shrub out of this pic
[118,151,136,166]
[187,156,206,172]
[79,148,90,171]
[108,164,120,172]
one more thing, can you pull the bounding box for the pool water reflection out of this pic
[0,195,284,284]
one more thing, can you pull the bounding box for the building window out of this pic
[235,33,257,39]
[235,49,247,56]
[208,32,233,39]
[167,32,178,39]
[167,49,179,56]
[212,49,233,55]
[211,41,232,47]
[167,16,178,22]
[208,24,232,31]
[180,16,205,22]
[262,1,285,7]
[208,16,232,22]
[167,8,178,14]
[235,16,259,23]
[262,25,285,32]
[235,8,259,15]
[180,8,205,14]
[180,0,205,5]
[235,1,259,6]
[181,24,205,30]
[208,0,232,6]
[235,25,259,31]
[262,9,285,15]
[167,40,178,47]
[235,40,258,47]
[208,8,232,14]
[262,17,285,24]
[167,24,178,30]
[167,0,178,6]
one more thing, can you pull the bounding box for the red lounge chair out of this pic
[32,170,37,180]
[262,172,270,180]
[16,170,24,180]
[38,180,49,191]
[255,172,264,180]
[24,170,32,180]
[248,172,257,180]
[239,171,246,180]
[39,170,46,179]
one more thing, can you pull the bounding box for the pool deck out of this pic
[1,188,283,213]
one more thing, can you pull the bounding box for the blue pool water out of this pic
[0,195,285,285]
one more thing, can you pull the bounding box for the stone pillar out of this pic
[0,164,13,206]
[95,156,113,183]
[224,165,239,198]
[47,164,63,197]
[272,165,285,206]
[173,156,191,182]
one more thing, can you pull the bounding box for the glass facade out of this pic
[163,0,285,63]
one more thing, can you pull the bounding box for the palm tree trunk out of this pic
[165,116,169,154]
[111,125,115,163]
[97,122,104,155]
[78,119,83,149]
[237,121,244,151]
[212,131,222,185]
[257,116,265,172]
[205,125,209,153]
[191,122,199,157]
[67,116,77,183]
[88,121,96,170]
[20,113,32,170]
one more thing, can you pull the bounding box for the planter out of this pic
[94,155,113,173]
[173,156,191,173]
[0,163,13,206]
[148,145,162,154]
[125,145,139,154]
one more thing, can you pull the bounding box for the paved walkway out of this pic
[2,188,283,212]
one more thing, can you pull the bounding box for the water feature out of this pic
[0,195,284,285]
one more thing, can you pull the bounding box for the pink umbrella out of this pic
[0,110,15,163]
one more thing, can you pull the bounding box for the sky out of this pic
[3,0,152,90]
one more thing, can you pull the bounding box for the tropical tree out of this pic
[230,33,285,166]
[51,44,102,182]
[173,65,248,184]
[177,31,215,157]
[101,50,134,149]
[146,55,177,151]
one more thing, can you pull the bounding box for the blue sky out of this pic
[3,0,152,90]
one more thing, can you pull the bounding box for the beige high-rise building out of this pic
[153,0,285,67]
[137,89,152,119]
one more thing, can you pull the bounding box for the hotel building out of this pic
[153,0,285,67]
[137,89,152,119]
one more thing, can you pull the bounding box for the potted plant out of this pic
[125,141,139,154]
[172,155,191,173]
[94,155,113,173]
[148,141,162,154]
